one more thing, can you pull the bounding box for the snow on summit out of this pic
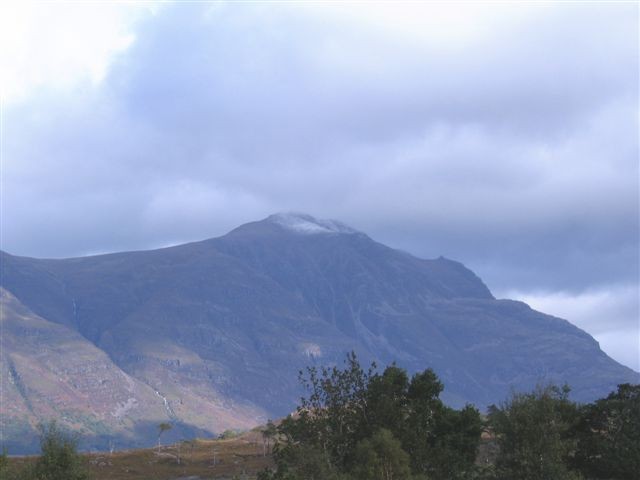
[267,213,359,235]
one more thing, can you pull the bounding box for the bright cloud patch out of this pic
[499,286,639,371]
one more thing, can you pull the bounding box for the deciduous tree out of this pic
[487,384,581,480]
[572,383,640,479]
[351,429,411,480]
[32,421,89,480]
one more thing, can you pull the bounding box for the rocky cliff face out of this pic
[1,213,637,453]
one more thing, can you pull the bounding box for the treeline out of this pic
[258,353,639,480]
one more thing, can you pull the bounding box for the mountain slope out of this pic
[1,213,637,452]
[0,288,172,452]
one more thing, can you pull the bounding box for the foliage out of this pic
[157,422,172,436]
[571,383,640,479]
[263,420,277,440]
[219,429,240,440]
[156,422,172,450]
[487,384,582,480]
[29,421,89,480]
[276,442,343,480]
[351,429,411,480]
[261,420,278,456]
[292,351,374,469]
[265,352,482,480]
[422,404,484,480]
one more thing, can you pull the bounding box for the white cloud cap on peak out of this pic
[267,213,359,235]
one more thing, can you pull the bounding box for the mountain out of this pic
[1,213,637,453]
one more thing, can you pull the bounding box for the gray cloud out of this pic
[3,3,638,366]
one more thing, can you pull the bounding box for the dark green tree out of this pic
[268,442,341,480]
[488,384,581,480]
[572,383,640,479]
[425,404,484,480]
[400,369,481,480]
[351,429,411,480]
[262,420,278,456]
[266,353,482,480]
[294,351,375,470]
[401,369,443,475]
[31,421,89,480]
[365,365,410,435]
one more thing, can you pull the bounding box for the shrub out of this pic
[31,421,89,480]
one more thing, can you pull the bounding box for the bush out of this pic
[218,429,239,440]
[31,421,89,480]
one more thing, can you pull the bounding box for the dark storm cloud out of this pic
[3,3,638,366]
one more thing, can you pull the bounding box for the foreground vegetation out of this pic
[2,354,638,480]
[258,353,639,480]
[1,428,273,480]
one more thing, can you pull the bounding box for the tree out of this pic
[399,369,481,480]
[262,420,277,456]
[351,429,411,480]
[424,404,483,480]
[31,421,89,480]
[219,429,239,440]
[365,365,410,435]
[487,384,581,480]
[400,369,444,475]
[270,442,342,480]
[266,352,482,480]
[293,351,375,470]
[157,422,172,452]
[572,383,640,479]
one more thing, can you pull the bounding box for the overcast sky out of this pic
[1,1,638,370]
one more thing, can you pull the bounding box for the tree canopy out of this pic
[261,352,482,480]
[487,384,582,480]
[571,383,640,480]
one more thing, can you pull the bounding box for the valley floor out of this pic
[9,431,274,480]
[7,430,500,480]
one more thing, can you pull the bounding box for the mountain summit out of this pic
[224,212,362,238]
[1,214,637,453]
[266,212,361,235]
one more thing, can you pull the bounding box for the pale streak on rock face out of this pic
[300,343,322,358]
[111,397,138,418]
[121,370,136,394]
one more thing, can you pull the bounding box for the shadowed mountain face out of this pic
[1,213,637,453]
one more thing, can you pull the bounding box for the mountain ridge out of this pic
[1,213,637,453]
